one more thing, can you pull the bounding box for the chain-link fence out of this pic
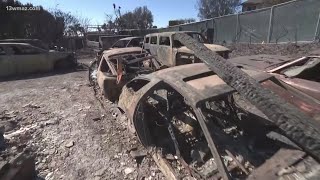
[157,0,320,44]
[271,0,320,43]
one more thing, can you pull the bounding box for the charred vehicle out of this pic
[118,63,320,179]
[110,37,143,49]
[96,37,143,62]
[92,32,230,102]
[143,31,230,66]
[118,34,320,179]
[0,43,76,78]
[229,55,320,100]
[96,47,162,102]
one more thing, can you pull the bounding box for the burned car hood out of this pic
[177,44,230,54]
[228,54,292,71]
[119,63,272,110]
[229,55,320,101]
[102,47,143,58]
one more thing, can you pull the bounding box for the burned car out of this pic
[93,32,229,102]
[0,42,76,78]
[96,37,143,62]
[143,31,230,66]
[118,63,320,179]
[229,55,320,120]
[111,36,143,49]
[96,47,162,102]
[117,34,320,179]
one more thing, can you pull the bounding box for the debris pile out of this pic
[0,110,37,180]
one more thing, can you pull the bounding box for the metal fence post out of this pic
[267,6,275,43]
[314,11,320,41]
[235,14,240,43]
[212,18,215,42]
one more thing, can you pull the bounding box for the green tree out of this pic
[132,6,153,29]
[0,0,90,43]
[197,0,241,20]
[111,5,153,30]
[0,0,61,43]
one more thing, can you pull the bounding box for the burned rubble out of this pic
[116,62,320,179]
[1,33,320,180]
[0,67,166,180]
[1,0,320,179]
[112,33,320,179]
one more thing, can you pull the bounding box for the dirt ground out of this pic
[1,43,320,180]
[228,42,320,58]
[0,53,163,180]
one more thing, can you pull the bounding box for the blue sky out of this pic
[19,0,199,28]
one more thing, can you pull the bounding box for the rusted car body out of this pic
[96,47,161,102]
[110,37,143,49]
[94,32,229,102]
[118,63,320,179]
[98,35,131,49]
[229,54,320,121]
[143,31,230,67]
[96,37,143,64]
[0,43,76,78]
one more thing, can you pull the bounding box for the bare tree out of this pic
[78,16,91,36]
[51,9,90,37]
[103,14,114,31]
[197,0,241,20]
[112,3,122,30]
[274,26,289,44]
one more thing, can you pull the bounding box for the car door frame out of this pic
[157,35,173,66]
[148,35,159,56]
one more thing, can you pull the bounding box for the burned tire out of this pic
[54,56,76,70]
[174,33,320,161]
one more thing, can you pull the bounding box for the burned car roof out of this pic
[102,47,143,57]
[228,54,292,70]
[136,63,271,104]
[178,44,230,53]
[146,31,203,36]
[229,55,320,101]
[118,36,142,41]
